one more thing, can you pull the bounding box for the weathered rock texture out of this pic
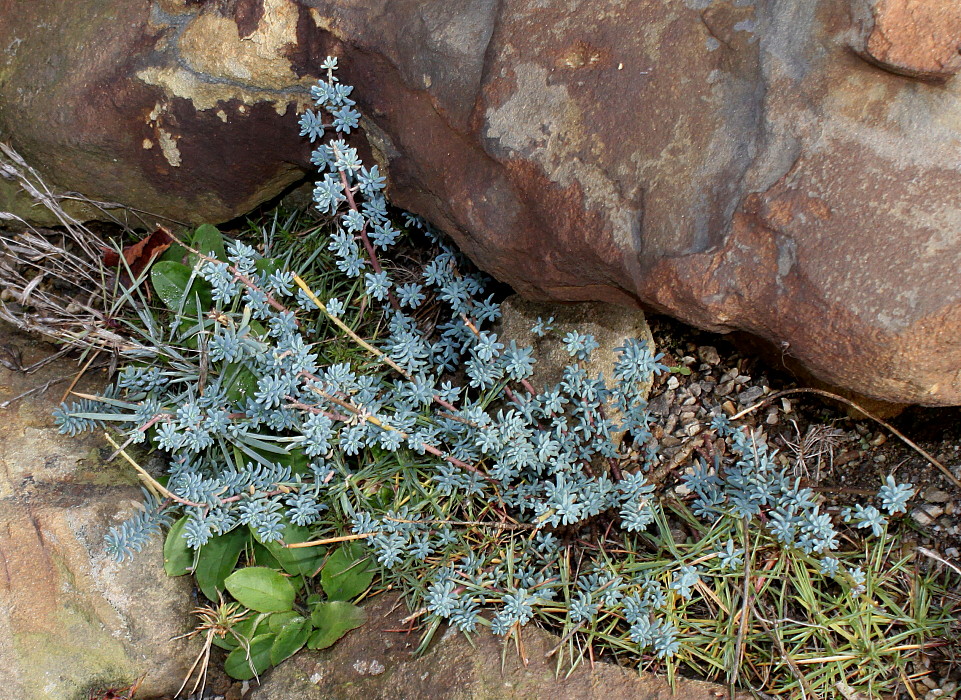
[0,324,201,700]
[850,0,961,81]
[2,0,961,406]
[249,593,739,700]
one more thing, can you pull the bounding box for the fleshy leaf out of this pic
[258,521,325,577]
[191,223,227,263]
[151,260,212,315]
[270,616,311,665]
[194,528,248,602]
[163,516,193,576]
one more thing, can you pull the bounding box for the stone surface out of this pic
[496,296,654,398]
[850,0,961,81]
[248,594,736,700]
[3,1,961,405]
[0,324,201,700]
[496,296,654,450]
[0,0,316,227]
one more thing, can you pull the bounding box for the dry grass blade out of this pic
[0,141,176,355]
[731,387,961,488]
[782,419,846,481]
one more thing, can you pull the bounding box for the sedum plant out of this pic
[54,57,955,696]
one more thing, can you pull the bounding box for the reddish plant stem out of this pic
[179,238,294,321]
[433,395,459,413]
[285,399,350,423]
[336,168,400,311]
[138,412,172,432]
[289,381,500,488]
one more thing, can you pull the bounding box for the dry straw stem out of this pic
[292,273,411,378]
[0,142,184,354]
[286,532,376,549]
[102,431,206,508]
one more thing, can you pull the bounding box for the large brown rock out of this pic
[2,0,961,405]
[0,0,316,227]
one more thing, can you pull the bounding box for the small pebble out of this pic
[721,400,736,416]
[697,346,720,365]
[835,450,860,466]
[869,433,887,447]
[923,488,951,503]
[667,376,680,389]
[715,381,735,397]
[737,386,764,405]
[912,504,944,526]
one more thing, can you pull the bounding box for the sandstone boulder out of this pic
[0,324,201,700]
[2,0,961,405]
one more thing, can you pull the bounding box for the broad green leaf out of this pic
[224,633,274,680]
[321,543,374,601]
[158,241,187,264]
[273,447,310,476]
[250,540,283,571]
[194,528,248,602]
[191,224,227,263]
[254,257,281,279]
[257,521,326,577]
[307,602,367,650]
[211,634,235,651]
[268,611,301,632]
[225,567,296,613]
[269,616,311,665]
[163,516,193,576]
[151,260,212,315]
